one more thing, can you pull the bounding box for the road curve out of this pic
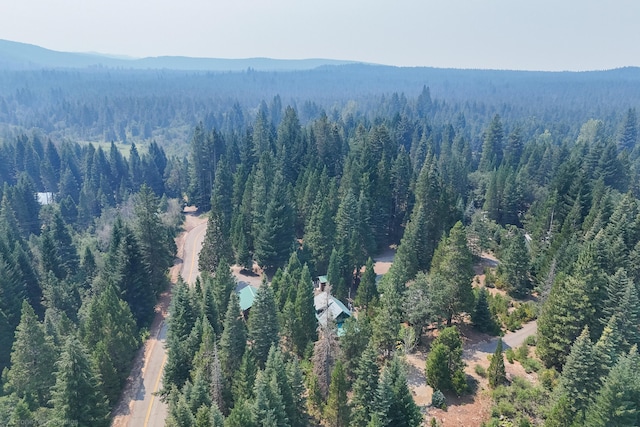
[472,320,538,354]
[181,222,207,285]
[125,216,207,426]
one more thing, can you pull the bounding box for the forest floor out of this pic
[395,252,538,427]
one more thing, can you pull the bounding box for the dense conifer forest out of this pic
[0,60,639,426]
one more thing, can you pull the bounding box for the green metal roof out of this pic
[238,285,258,311]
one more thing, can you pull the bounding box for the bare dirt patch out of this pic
[402,252,540,427]
[373,245,396,276]
[231,263,265,288]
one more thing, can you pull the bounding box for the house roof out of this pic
[237,283,258,311]
[314,291,351,327]
[317,275,328,284]
[37,192,54,205]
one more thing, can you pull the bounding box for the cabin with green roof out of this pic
[236,282,259,318]
[314,291,351,333]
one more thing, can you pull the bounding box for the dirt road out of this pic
[112,209,207,427]
[473,320,538,354]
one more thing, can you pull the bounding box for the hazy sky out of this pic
[1,0,639,71]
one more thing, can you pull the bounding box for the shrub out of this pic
[484,267,496,288]
[496,400,516,417]
[517,417,532,427]
[475,364,487,377]
[515,344,529,361]
[521,357,541,373]
[452,370,469,396]
[431,389,446,409]
[539,368,558,390]
[505,348,515,364]
[524,335,536,346]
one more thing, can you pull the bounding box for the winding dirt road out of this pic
[112,209,207,427]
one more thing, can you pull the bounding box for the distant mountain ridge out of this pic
[0,39,362,71]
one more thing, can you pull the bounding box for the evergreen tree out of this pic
[479,114,504,172]
[350,343,380,427]
[188,125,215,210]
[166,392,196,427]
[324,360,350,427]
[105,219,155,327]
[0,310,13,375]
[287,357,308,427]
[554,327,598,422]
[209,339,226,413]
[537,273,593,369]
[339,315,373,378]
[498,227,531,297]
[487,338,506,388]
[225,399,257,427]
[134,184,175,294]
[211,260,237,329]
[253,369,290,427]
[254,172,295,271]
[304,195,335,273]
[425,327,466,395]
[544,395,575,427]
[386,203,422,285]
[293,264,317,355]
[47,210,80,280]
[80,284,139,404]
[424,342,452,394]
[263,346,301,427]
[247,284,280,366]
[472,287,499,334]
[327,247,347,301]
[503,127,524,168]
[375,356,422,427]
[390,357,423,427]
[355,257,379,310]
[199,210,233,274]
[618,107,638,152]
[404,272,432,340]
[4,300,56,407]
[11,173,40,237]
[232,349,258,404]
[8,398,34,426]
[584,347,640,427]
[372,286,402,358]
[49,336,110,427]
[616,276,640,349]
[594,314,625,380]
[219,292,246,381]
[211,156,234,234]
[429,222,475,325]
[200,274,221,334]
[163,280,197,390]
[0,255,25,369]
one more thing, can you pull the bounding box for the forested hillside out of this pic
[0,135,180,425]
[2,63,640,153]
[169,95,640,427]
[0,62,639,426]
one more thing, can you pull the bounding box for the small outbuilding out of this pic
[315,275,329,291]
[236,282,258,318]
